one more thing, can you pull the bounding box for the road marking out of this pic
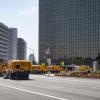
[0,83,69,100]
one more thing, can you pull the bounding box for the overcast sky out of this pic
[0,0,39,61]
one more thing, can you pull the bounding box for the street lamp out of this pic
[27,47,34,54]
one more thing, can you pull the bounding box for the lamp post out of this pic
[27,47,34,54]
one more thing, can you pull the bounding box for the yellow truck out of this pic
[47,65,63,73]
[79,65,92,72]
[31,65,48,74]
[4,60,31,80]
[0,63,6,76]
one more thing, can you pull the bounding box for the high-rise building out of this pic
[17,38,27,60]
[39,0,100,64]
[8,28,17,60]
[28,53,37,64]
[0,22,9,61]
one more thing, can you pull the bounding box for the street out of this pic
[0,75,100,100]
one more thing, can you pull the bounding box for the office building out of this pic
[17,38,27,60]
[39,0,100,64]
[28,53,37,64]
[0,22,9,61]
[8,28,17,59]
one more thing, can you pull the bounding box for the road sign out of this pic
[47,58,51,66]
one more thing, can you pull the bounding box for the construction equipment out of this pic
[47,65,63,73]
[79,65,91,72]
[0,63,6,76]
[4,60,31,80]
[31,65,48,74]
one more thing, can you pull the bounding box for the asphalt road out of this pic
[0,75,100,100]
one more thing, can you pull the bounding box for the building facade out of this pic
[28,53,37,64]
[0,22,9,61]
[17,38,26,60]
[39,0,100,64]
[8,28,17,60]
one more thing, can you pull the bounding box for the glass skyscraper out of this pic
[17,38,27,60]
[0,22,9,60]
[39,0,100,64]
[8,28,17,60]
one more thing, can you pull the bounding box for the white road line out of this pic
[0,83,69,100]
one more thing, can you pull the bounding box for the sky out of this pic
[0,0,39,61]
